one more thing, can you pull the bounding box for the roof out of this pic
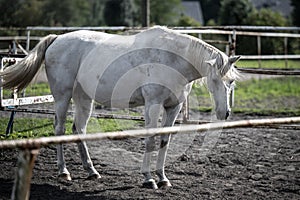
[250,0,293,18]
[181,1,204,25]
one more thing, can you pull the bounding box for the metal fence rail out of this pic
[237,67,300,75]
[1,116,300,149]
[0,26,299,200]
[1,116,300,200]
[1,26,299,59]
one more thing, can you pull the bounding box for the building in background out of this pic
[181,1,204,25]
[249,0,292,18]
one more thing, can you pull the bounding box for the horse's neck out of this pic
[188,39,223,79]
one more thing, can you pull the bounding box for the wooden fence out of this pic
[0,26,300,199]
[0,116,300,200]
[1,25,300,133]
[1,26,299,59]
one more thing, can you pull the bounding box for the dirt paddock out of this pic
[0,114,299,200]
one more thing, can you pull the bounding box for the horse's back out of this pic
[45,30,112,61]
[45,30,113,99]
[75,27,194,108]
[44,27,193,108]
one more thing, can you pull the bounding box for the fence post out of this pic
[230,29,236,56]
[198,33,202,40]
[182,97,189,123]
[12,41,17,54]
[226,34,231,55]
[229,30,236,108]
[257,36,261,68]
[284,37,288,68]
[141,0,150,27]
[11,148,39,200]
[26,31,30,52]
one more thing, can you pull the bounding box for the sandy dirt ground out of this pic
[0,114,299,200]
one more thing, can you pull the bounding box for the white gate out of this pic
[0,57,54,108]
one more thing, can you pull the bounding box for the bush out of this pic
[246,8,288,27]
[177,15,201,27]
[219,0,254,25]
[237,8,291,55]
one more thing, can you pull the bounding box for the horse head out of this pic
[205,55,240,120]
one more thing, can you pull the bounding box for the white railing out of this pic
[1,26,299,59]
[0,26,300,124]
[1,116,300,200]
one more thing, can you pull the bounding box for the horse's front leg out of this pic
[141,103,161,189]
[156,134,172,188]
[72,84,100,180]
[72,124,101,180]
[156,103,183,188]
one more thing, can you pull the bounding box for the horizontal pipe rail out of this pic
[237,67,300,75]
[0,36,41,41]
[0,116,300,150]
[0,26,299,32]
[26,26,128,31]
[240,55,300,60]
[176,29,300,38]
[173,26,300,32]
[0,107,210,124]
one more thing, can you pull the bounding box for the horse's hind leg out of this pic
[141,102,162,189]
[72,83,100,180]
[54,94,72,180]
[156,103,183,188]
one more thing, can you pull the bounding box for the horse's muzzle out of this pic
[225,110,231,120]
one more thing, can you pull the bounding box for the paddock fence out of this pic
[1,26,300,124]
[1,116,300,200]
[1,26,300,135]
[0,26,300,200]
[2,25,300,59]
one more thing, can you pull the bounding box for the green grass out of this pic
[190,77,300,115]
[236,60,300,69]
[1,75,300,140]
[233,77,300,114]
[2,82,51,98]
[0,117,143,140]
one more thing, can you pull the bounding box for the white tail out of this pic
[0,34,58,91]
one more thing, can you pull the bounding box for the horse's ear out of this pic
[229,56,241,64]
[205,58,217,66]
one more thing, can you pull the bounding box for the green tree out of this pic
[246,8,288,26]
[150,0,182,25]
[199,0,221,25]
[42,0,90,26]
[104,0,123,26]
[238,8,290,55]
[219,0,254,25]
[87,0,106,26]
[291,0,300,26]
[133,0,182,26]
[0,0,21,27]
[14,0,45,26]
[177,15,201,26]
[0,0,44,27]
[103,0,139,26]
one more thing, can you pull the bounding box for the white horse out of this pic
[0,26,240,189]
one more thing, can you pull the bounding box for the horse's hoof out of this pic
[58,173,72,181]
[157,180,172,189]
[87,173,101,180]
[142,179,158,189]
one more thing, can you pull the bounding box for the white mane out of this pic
[145,26,240,81]
[189,36,240,81]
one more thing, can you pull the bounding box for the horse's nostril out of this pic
[225,111,230,119]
